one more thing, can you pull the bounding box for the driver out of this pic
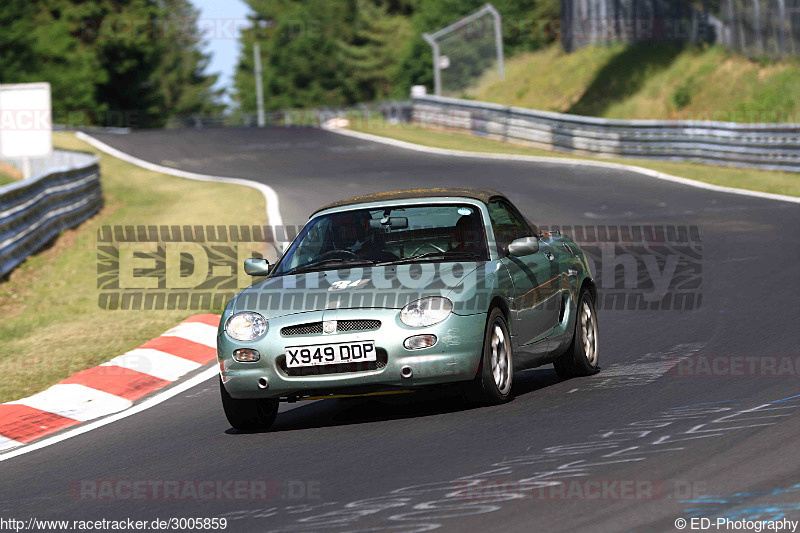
[327,214,398,263]
[356,220,399,262]
[328,213,366,252]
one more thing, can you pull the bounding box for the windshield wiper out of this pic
[284,258,377,275]
[381,251,485,265]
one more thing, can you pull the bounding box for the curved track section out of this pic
[1,128,798,532]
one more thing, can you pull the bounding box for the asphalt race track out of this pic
[2,127,799,532]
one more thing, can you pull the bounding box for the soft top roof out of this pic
[311,188,507,216]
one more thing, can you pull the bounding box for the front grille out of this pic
[281,322,323,336]
[280,319,381,336]
[336,319,381,332]
[279,350,388,376]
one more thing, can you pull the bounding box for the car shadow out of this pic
[226,367,563,435]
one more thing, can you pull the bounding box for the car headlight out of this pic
[225,312,268,341]
[400,297,453,327]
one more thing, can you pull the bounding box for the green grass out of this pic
[0,165,21,187]
[0,133,267,403]
[346,118,800,197]
[466,43,800,122]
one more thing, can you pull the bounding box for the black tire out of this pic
[219,377,279,431]
[554,289,599,380]
[466,308,514,405]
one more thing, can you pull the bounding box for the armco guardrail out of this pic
[412,95,800,172]
[164,100,413,130]
[0,150,102,278]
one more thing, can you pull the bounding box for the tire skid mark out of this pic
[217,398,799,532]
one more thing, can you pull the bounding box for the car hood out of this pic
[231,262,483,319]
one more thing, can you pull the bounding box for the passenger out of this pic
[451,214,484,254]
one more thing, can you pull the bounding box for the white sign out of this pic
[439,55,450,69]
[0,83,52,159]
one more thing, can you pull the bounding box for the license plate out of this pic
[285,341,377,368]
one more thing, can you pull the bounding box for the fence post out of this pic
[253,43,266,128]
[776,0,787,56]
[422,33,442,97]
[701,0,711,42]
[752,0,762,54]
[485,3,505,80]
[726,0,736,47]
[21,156,31,180]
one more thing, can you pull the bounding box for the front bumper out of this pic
[218,308,487,399]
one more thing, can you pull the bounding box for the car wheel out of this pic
[467,308,513,405]
[219,377,279,431]
[554,289,599,379]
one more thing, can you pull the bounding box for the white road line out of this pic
[102,349,202,382]
[161,322,218,348]
[8,384,132,422]
[18,125,782,464]
[0,366,315,462]
[0,367,219,462]
[329,127,800,205]
[75,132,284,249]
[0,135,289,461]
[0,436,22,451]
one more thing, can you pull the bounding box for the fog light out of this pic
[404,334,437,350]
[233,348,260,362]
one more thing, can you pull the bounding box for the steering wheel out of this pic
[316,249,360,261]
[409,243,446,256]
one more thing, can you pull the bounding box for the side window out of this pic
[488,200,531,253]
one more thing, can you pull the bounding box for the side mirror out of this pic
[507,236,540,257]
[244,258,270,276]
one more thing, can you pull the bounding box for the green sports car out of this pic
[218,188,599,430]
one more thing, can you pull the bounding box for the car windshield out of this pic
[273,203,490,275]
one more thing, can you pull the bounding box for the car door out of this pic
[488,199,561,351]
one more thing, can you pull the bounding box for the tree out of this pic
[1,0,221,127]
[234,1,356,111]
[0,1,40,85]
[335,0,412,101]
[153,0,224,120]
[234,0,411,111]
